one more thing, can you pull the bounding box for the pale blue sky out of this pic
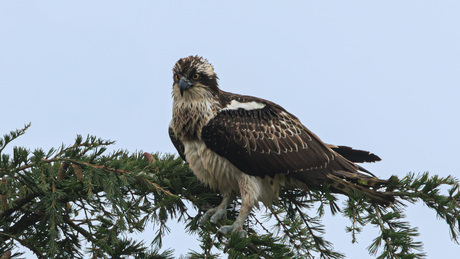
[1,1,459,257]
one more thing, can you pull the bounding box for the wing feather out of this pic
[168,125,186,161]
[201,103,358,177]
[330,145,381,163]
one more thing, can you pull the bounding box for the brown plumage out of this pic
[169,56,394,235]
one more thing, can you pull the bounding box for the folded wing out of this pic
[201,102,360,178]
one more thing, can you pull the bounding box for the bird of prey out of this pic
[169,55,393,235]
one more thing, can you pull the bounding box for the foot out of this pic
[210,208,227,224]
[198,207,227,226]
[218,222,247,238]
[199,195,233,226]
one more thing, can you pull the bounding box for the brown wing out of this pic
[201,104,359,178]
[328,145,381,163]
[169,125,186,161]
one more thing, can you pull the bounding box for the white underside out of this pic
[183,140,292,206]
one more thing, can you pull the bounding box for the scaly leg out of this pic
[218,176,258,237]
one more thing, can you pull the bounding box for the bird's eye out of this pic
[174,75,180,81]
[192,73,200,80]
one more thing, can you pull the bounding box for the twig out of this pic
[43,158,176,197]
[374,204,395,256]
[268,206,306,256]
[0,232,43,259]
[294,203,328,257]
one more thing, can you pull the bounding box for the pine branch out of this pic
[0,232,43,259]
[269,206,308,256]
[0,126,180,257]
[390,173,460,243]
[1,125,460,258]
[0,123,30,154]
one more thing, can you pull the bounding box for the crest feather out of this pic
[173,55,215,78]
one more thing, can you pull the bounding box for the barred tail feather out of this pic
[327,173,395,206]
[292,170,395,206]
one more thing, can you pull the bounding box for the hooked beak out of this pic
[179,78,194,97]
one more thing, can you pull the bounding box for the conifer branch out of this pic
[1,125,459,258]
[0,123,30,154]
[0,232,42,259]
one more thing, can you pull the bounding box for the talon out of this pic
[210,209,227,224]
[238,229,248,238]
[218,224,247,238]
[198,195,233,226]
[199,208,227,226]
[198,208,217,226]
[218,225,233,235]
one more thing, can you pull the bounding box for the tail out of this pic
[324,145,392,205]
[292,169,395,206]
[328,145,381,163]
[326,171,395,206]
[290,145,393,206]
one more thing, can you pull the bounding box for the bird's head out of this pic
[172,56,219,98]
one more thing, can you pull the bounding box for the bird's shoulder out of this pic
[215,91,300,121]
[201,91,340,177]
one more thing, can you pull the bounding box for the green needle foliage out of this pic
[0,125,459,258]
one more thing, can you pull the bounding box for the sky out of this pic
[1,1,459,257]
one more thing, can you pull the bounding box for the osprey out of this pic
[169,56,393,235]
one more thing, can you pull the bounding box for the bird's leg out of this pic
[199,192,233,226]
[218,177,257,237]
[218,200,253,237]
